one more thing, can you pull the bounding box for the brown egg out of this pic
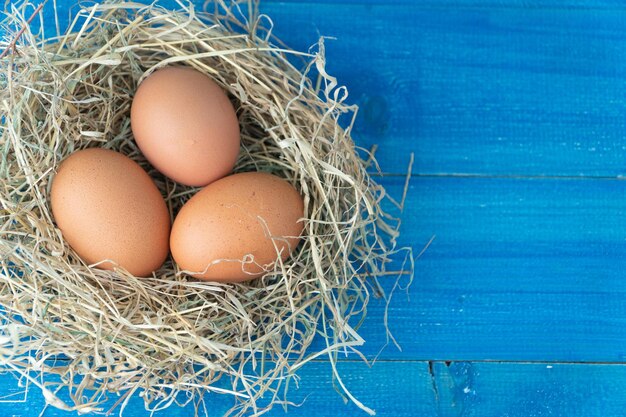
[170,172,305,282]
[50,148,170,277]
[130,66,240,187]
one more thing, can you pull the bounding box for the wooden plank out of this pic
[263,0,626,7]
[314,175,626,361]
[5,360,626,416]
[0,361,435,417]
[258,3,626,176]
[27,2,626,177]
[430,361,626,417]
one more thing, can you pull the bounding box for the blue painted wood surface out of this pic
[5,0,626,416]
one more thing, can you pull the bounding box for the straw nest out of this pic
[0,1,411,415]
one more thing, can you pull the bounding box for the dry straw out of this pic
[0,0,412,415]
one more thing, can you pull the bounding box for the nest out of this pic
[0,1,410,415]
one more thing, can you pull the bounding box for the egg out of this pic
[130,66,240,187]
[50,148,170,277]
[170,172,305,282]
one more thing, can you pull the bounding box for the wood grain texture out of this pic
[260,3,626,176]
[307,177,626,361]
[5,361,626,417]
[430,361,626,417]
[41,1,626,177]
[262,0,626,7]
[0,361,436,417]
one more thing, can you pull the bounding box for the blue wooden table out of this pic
[5,0,626,416]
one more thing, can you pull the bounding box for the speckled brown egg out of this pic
[50,148,170,277]
[130,66,241,187]
[170,172,305,282]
